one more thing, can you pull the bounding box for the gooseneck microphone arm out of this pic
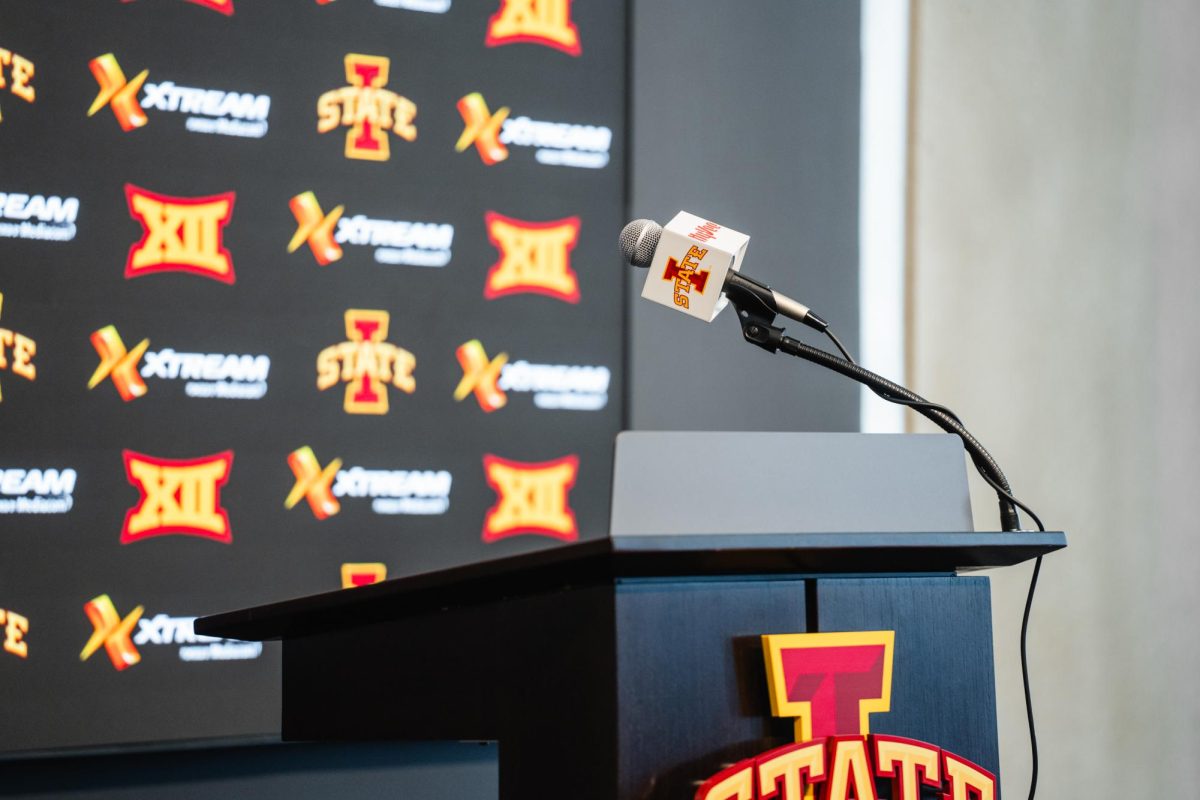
[723,277,1025,532]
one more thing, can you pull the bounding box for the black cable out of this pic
[779,333,1021,529]
[977,464,1045,533]
[822,327,855,362]
[821,331,1044,530]
[823,329,966,425]
[821,323,1043,800]
[970,442,1045,800]
[1021,555,1042,800]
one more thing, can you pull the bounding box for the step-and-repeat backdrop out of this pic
[0,0,625,754]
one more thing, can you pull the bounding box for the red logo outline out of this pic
[125,183,236,284]
[485,0,581,56]
[484,211,581,303]
[482,453,579,542]
[121,449,234,544]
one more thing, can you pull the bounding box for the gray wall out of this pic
[909,2,1200,794]
[628,1,862,431]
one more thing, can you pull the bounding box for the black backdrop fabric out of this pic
[0,0,625,754]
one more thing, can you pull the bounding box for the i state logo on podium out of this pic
[696,631,996,800]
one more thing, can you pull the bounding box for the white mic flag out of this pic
[638,211,750,322]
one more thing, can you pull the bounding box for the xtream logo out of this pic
[88,53,271,139]
[286,447,452,520]
[335,467,452,515]
[455,340,610,412]
[373,0,450,11]
[337,215,454,267]
[457,93,610,169]
[133,613,262,662]
[289,191,453,268]
[0,191,79,242]
[89,325,270,401]
[500,360,610,410]
[143,80,270,138]
[141,349,270,399]
[0,468,75,514]
[502,114,611,168]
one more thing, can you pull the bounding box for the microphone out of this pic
[619,212,827,332]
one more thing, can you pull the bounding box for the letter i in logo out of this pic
[761,631,895,743]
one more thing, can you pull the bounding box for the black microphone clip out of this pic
[723,271,827,354]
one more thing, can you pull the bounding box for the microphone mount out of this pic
[725,270,830,336]
[724,272,790,353]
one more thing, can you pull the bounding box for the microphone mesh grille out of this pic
[619,219,662,269]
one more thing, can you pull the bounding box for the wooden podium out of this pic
[198,434,1065,798]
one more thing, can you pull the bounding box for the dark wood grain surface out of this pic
[197,532,1065,642]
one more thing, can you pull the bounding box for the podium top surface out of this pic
[609,432,975,535]
[197,531,1066,643]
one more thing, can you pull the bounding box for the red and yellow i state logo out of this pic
[0,46,37,125]
[316,309,416,415]
[341,563,386,588]
[697,630,995,800]
[0,608,29,659]
[316,54,417,162]
[758,631,894,800]
[663,246,712,309]
[0,292,37,403]
[762,631,895,745]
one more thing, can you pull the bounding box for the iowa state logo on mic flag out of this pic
[640,211,749,322]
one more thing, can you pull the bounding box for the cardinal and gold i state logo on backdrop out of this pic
[317,54,416,162]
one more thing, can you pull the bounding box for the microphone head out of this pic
[619,219,662,269]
